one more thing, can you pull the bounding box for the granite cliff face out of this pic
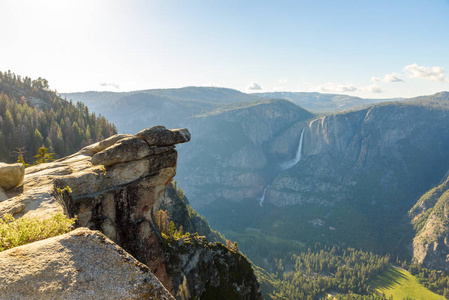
[176,99,314,207]
[266,101,449,208]
[0,125,262,299]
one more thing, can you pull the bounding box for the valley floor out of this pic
[370,266,444,300]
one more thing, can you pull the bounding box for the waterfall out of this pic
[258,128,305,207]
[259,186,269,207]
[280,128,305,170]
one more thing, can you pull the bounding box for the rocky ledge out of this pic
[0,125,262,299]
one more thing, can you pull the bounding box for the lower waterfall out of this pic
[259,186,268,207]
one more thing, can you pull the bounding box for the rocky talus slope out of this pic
[0,125,261,299]
[409,169,449,272]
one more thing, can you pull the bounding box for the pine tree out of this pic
[33,129,44,154]
[0,132,7,159]
[15,147,29,167]
[155,210,170,234]
[33,146,54,165]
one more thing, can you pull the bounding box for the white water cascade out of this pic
[280,128,305,171]
[259,186,269,207]
[259,128,305,207]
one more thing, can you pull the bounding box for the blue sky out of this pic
[1,0,449,98]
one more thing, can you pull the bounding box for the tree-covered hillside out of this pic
[0,70,117,163]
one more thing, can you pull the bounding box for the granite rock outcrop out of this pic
[0,228,174,300]
[0,125,262,299]
[0,125,186,296]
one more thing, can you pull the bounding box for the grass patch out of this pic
[0,213,76,252]
[370,266,445,300]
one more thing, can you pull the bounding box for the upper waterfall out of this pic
[280,128,305,171]
[258,128,305,207]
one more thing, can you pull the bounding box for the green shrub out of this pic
[0,213,76,252]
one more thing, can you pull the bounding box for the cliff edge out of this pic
[0,125,261,299]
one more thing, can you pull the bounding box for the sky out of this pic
[1,0,449,98]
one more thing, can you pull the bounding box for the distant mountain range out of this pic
[63,87,402,134]
[253,91,402,113]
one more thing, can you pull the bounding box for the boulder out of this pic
[0,187,6,202]
[137,125,191,147]
[0,228,174,300]
[0,163,25,191]
[91,137,152,166]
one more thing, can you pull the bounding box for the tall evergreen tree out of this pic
[33,129,44,154]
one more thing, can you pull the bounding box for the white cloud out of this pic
[99,82,120,89]
[247,81,263,90]
[372,72,404,83]
[404,63,449,82]
[319,82,358,93]
[361,84,384,94]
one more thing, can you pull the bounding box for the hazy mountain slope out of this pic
[65,86,260,106]
[254,91,402,113]
[64,87,404,134]
[63,87,261,133]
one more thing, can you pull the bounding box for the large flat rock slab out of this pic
[0,228,174,300]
